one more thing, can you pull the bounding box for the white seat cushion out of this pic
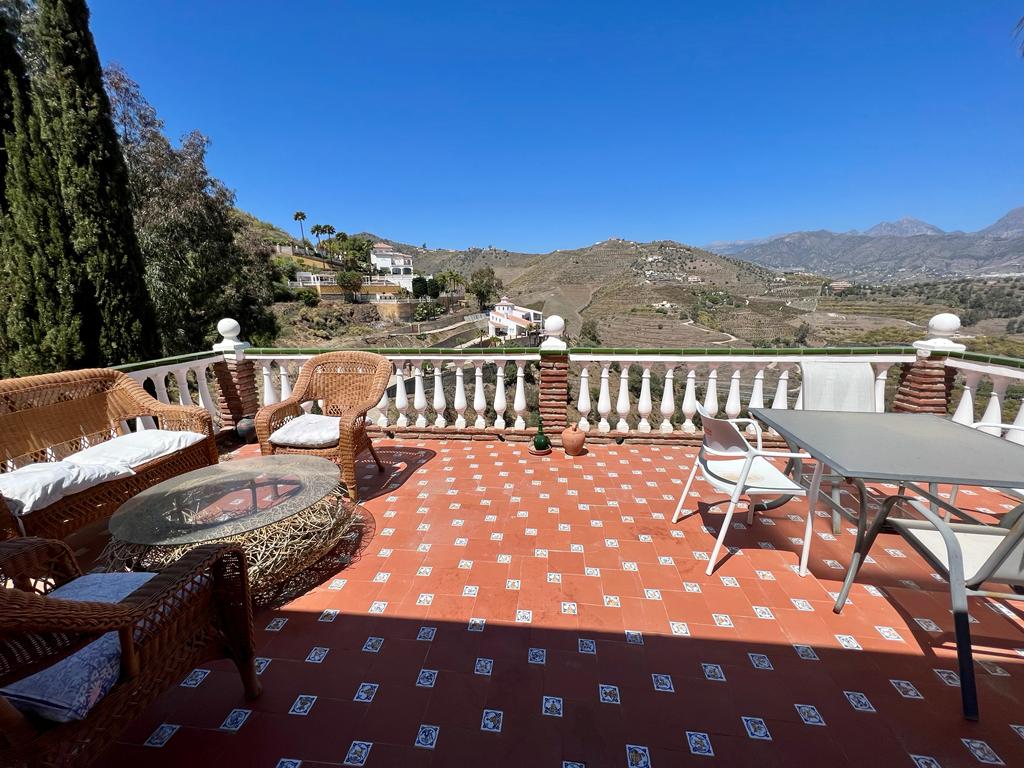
[702,456,804,495]
[0,571,156,722]
[268,414,340,449]
[0,461,133,517]
[902,527,1003,584]
[67,429,206,469]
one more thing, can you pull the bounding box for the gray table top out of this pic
[109,456,340,546]
[750,409,1024,488]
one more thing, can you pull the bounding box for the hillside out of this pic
[706,207,1024,282]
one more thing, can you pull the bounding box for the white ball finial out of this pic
[540,314,567,350]
[913,312,965,356]
[213,317,250,356]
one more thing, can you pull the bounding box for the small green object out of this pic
[533,422,551,452]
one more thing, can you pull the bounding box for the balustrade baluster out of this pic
[871,363,888,413]
[261,363,277,406]
[376,381,390,427]
[637,364,653,432]
[513,362,527,430]
[473,362,486,428]
[151,373,170,405]
[195,364,218,421]
[616,365,631,432]
[432,361,447,428]
[1009,396,1024,445]
[703,367,719,417]
[725,368,742,420]
[279,362,293,401]
[172,368,193,407]
[454,363,467,429]
[394,362,409,427]
[951,371,982,425]
[493,362,507,429]
[681,368,697,432]
[747,367,764,433]
[978,377,1008,435]
[413,363,428,428]
[577,367,592,431]
[597,364,612,432]
[660,365,675,433]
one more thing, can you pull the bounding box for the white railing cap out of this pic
[914,312,966,357]
[540,314,567,351]
[213,317,250,357]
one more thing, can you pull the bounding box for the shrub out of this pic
[299,289,320,307]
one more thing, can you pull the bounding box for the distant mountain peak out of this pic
[979,206,1024,238]
[864,216,944,237]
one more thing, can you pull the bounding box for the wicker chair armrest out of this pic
[255,398,304,444]
[0,589,136,634]
[0,537,82,590]
[0,498,21,541]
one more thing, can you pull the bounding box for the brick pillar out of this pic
[213,357,260,430]
[538,354,569,432]
[892,358,954,415]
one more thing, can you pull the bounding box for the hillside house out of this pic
[370,242,418,292]
[487,296,542,340]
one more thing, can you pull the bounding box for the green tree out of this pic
[466,266,502,309]
[293,210,306,247]
[104,63,278,353]
[0,12,92,376]
[32,0,160,365]
[411,275,428,298]
[335,270,364,294]
[579,318,601,346]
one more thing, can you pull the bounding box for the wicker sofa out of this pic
[255,351,393,501]
[0,537,260,768]
[0,369,218,541]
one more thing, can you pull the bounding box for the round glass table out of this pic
[103,456,354,599]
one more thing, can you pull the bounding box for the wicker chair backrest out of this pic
[292,352,393,415]
[0,369,142,468]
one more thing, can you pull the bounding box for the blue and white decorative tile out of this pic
[687,732,714,757]
[702,664,725,682]
[542,696,564,717]
[794,704,825,726]
[790,599,813,612]
[604,595,621,608]
[961,739,1003,765]
[934,669,960,687]
[474,657,494,676]
[265,618,288,632]
[516,609,533,624]
[305,647,329,664]
[528,648,547,665]
[712,614,734,628]
[547,572,563,584]
[254,657,271,675]
[144,724,179,748]
[468,617,486,632]
[748,653,773,670]
[497,554,512,564]
[414,724,439,750]
[622,561,638,571]
[368,601,387,615]
[417,626,436,641]
[793,644,819,661]
[342,741,373,766]
[362,637,384,653]
[835,634,862,650]
[463,585,479,597]
[625,745,651,767]
[219,708,251,732]
[670,621,690,636]
[598,684,620,704]
[625,630,644,645]
[651,674,675,692]
[288,695,317,716]
[742,716,771,741]
[1011,724,1024,740]
[352,682,378,703]
[416,567,432,577]
[319,609,339,622]
[481,709,503,733]
[578,638,597,655]
[753,606,775,620]
[910,757,942,768]
[643,589,662,601]
[562,761,586,768]
[843,691,875,712]
[180,669,209,688]
[275,760,302,768]
[585,567,601,577]
[561,602,578,615]
[890,679,923,699]
[417,593,434,606]
[506,579,521,590]
[416,669,438,688]
[373,571,390,583]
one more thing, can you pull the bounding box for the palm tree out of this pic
[309,224,325,267]
[293,211,307,251]
[321,225,337,268]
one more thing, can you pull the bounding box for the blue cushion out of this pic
[0,571,155,722]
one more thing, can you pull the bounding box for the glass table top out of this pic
[108,456,341,546]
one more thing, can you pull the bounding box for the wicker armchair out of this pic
[255,352,393,501]
[0,369,218,540]
[0,537,260,768]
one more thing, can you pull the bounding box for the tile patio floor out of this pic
[99,439,1024,767]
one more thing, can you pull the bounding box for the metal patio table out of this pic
[750,408,1024,719]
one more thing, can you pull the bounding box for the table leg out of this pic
[800,462,825,577]
[830,468,843,535]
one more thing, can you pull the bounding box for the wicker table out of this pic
[103,456,352,600]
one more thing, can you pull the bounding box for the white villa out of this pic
[487,296,543,340]
[369,242,417,292]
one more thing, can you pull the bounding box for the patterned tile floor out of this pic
[99,439,1024,768]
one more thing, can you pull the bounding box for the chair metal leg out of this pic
[952,605,979,720]
[799,462,824,577]
[672,461,701,523]
[834,495,893,612]
[705,499,739,576]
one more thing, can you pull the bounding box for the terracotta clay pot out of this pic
[561,424,586,456]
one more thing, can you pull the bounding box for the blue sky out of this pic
[89,0,1023,252]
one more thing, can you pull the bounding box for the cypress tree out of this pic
[32,0,160,366]
[0,12,91,376]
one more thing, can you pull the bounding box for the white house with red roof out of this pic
[487,297,543,340]
[369,242,418,292]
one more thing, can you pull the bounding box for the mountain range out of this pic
[705,207,1024,282]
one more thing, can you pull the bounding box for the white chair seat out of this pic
[268,413,340,449]
[703,456,804,496]
[67,430,206,469]
[902,527,1003,584]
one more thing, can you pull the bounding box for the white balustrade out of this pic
[394,362,409,427]
[577,367,592,431]
[597,364,612,432]
[473,362,486,429]
[747,367,765,434]
[681,368,697,433]
[413,363,428,428]
[945,358,1024,445]
[493,362,507,429]
[121,354,224,432]
[432,361,447,428]
[659,365,675,433]
[513,362,527,430]
[615,365,631,432]
[453,363,467,429]
[703,367,719,417]
[725,368,742,420]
